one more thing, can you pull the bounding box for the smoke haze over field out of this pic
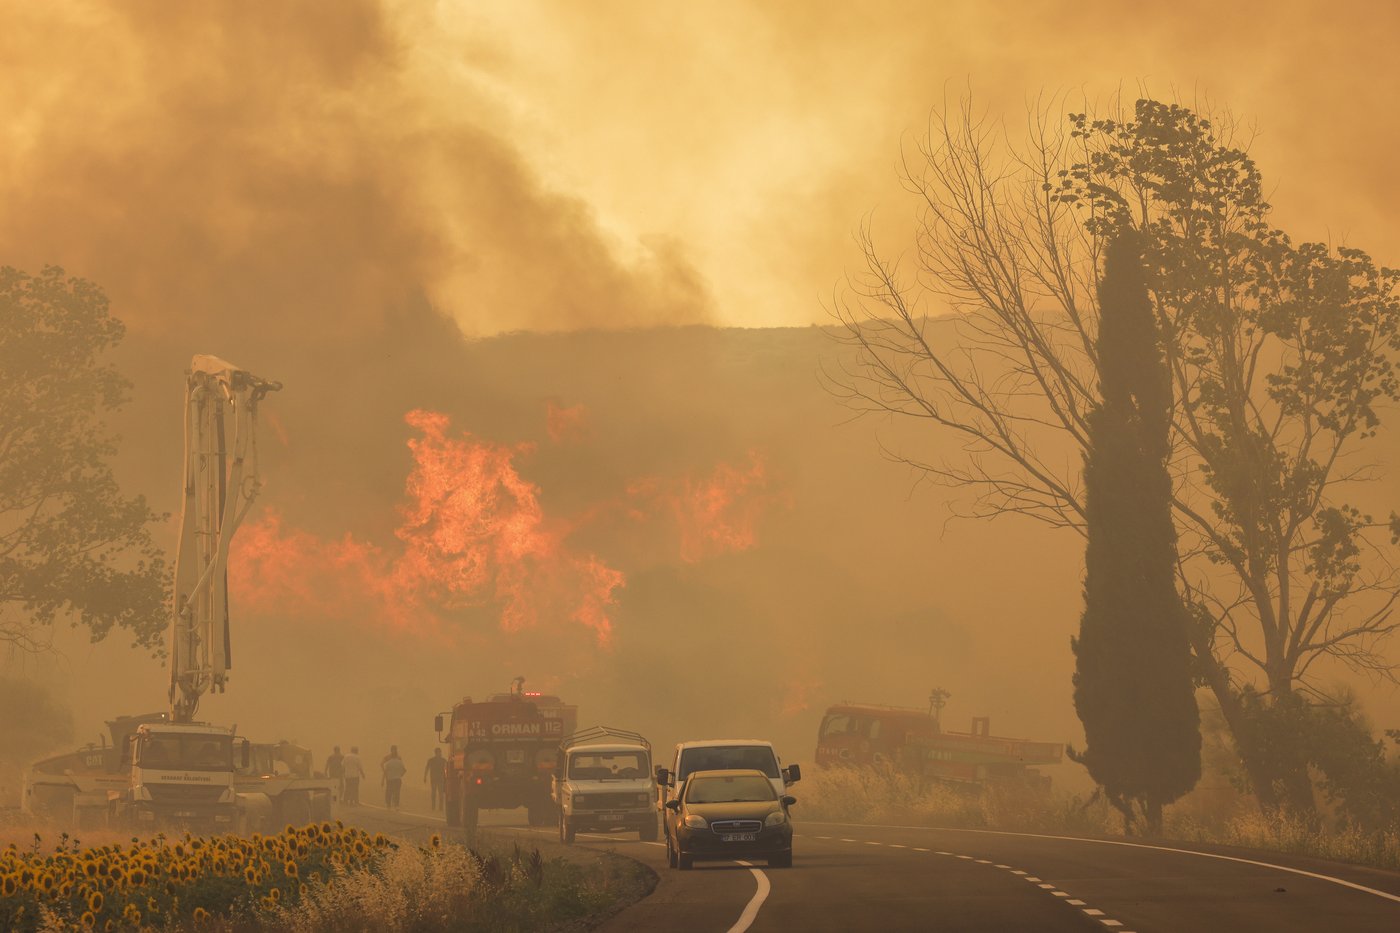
[2,0,1398,797]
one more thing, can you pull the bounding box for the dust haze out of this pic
[2,0,1398,806]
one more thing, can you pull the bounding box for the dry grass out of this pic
[798,765,1400,872]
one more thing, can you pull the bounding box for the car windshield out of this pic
[569,750,646,779]
[678,746,779,779]
[138,734,233,772]
[687,774,777,803]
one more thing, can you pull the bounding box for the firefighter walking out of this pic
[424,748,448,812]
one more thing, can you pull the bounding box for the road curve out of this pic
[342,806,1400,932]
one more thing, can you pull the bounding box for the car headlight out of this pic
[764,810,787,827]
[683,814,708,829]
[636,793,651,806]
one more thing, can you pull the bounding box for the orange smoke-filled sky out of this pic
[3,0,1395,335]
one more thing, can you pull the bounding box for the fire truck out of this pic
[435,678,578,831]
[815,698,1063,790]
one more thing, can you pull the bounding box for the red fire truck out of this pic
[434,678,578,831]
[815,701,1063,789]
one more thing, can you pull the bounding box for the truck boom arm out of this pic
[169,355,280,723]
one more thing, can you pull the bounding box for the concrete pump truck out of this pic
[25,357,332,830]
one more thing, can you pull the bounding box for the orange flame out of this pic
[628,451,779,562]
[545,400,588,444]
[230,410,623,643]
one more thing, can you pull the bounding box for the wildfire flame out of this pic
[628,451,778,562]
[545,399,588,444]
[230,410,624,643]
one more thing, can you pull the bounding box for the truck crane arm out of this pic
[169,355,281,723]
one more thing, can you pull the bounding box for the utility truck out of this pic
[24,357,333,831]
[552,727,657,844]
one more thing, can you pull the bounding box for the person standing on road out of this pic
[325,745,345,800]
[342,746,365,806]
[382,745,407,811]
[424,748,447,812]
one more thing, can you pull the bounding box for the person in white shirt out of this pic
[341,747,366,806]
[382,745,408,810]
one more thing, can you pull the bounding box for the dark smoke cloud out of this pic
[0,0,711,342]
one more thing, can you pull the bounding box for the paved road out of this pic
[347,805,1400,932]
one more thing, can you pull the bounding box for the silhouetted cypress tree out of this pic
[1071,231,1201,835]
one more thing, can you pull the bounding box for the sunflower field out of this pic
[0,822,394,932]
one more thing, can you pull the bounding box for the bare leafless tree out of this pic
[828,94,1400,812]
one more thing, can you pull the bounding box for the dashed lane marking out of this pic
[814,821,1400,906]
[1084,909,1106,916]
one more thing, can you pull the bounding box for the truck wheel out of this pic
[559,813,575,844]
[639,817,658,842]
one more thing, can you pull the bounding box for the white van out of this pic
[655,739,800,814]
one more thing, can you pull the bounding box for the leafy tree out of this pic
[1072,231,1200,834]
[832,96,1400,815]
[0,266,167,651]
[0,676,74,764]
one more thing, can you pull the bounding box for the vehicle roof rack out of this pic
[560,726,650,751]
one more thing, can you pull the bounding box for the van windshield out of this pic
[678,746,779,780]
[569,750,646,779]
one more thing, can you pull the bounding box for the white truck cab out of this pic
[655,739,801,816]
[552,727,658,843]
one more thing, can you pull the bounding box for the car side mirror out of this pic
[781,795,797,807]
[434,714,444,733]
[783,764,802,784]
[655,768,671,787]
[664,799,682,811]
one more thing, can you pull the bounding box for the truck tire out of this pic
[559,812,576,844]
[639,816,658,842]
[527,802,554,827]
[282,792,313,827]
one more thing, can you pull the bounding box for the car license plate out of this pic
[721,833,756,842]
[174,810,196,817]
[506,749,524,764]
[598,814,623,821]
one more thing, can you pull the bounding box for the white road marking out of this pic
[994,864,1011,869]
[1038,884,1056,889]
[1011,870,1028,876]
[935,850,954,856]
[840,838,858,843]
[1025,876,1042,882]
[1100,921,1123,928]
[1067,900,1086,906]
[974,859,992,864]
[1084,908,1105,916]
[812,821,1400,906]
[727,860,771,933]
[865,841,883,846]
[1051,892,1069,897]
[889,844,906,849]
[957,855,974,860]
[912,847,929,852]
